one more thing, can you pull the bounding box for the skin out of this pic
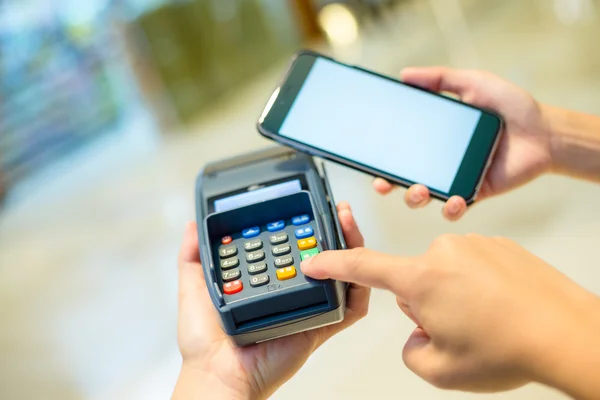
[300,235,600,399]
[172,203,369,400]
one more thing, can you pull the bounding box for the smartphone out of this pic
[257,50,503,204]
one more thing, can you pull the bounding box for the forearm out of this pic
[543,104,600,182]
[172,365,251,400]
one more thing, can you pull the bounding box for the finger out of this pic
[177,222,223,346]
[178,221,201,264]
[301,247,416,294]
[373,177,396,195]
[404,184,431,209]
[442,196,467,221]
[401,66,476,97]
[178,222,207,297]
[336,202,364,249]
[403,328,450,388]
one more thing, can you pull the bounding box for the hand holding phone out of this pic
[373,66,552,220]
[257,51,504,205]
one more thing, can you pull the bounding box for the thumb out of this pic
[300,247,416,294]
[401,66,477,97]
[403,327,452,389]
[178,222,208,303]
[177,222,223,341]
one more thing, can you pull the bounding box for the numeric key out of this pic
[244,238,263,251]
[269,233,288,245]
[222,268,241,282]
[220,257,239,270]
[246,250,265,263]
[274,254,294,268]
[219,245,238,258]
[272,244,291,256]
[249,273,270,287]
[248,261,267,275]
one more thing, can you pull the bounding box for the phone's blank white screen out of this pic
[279,58,482,193]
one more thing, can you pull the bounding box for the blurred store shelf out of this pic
[0,0,144,206]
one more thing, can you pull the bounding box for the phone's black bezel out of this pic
[257,50,503,204]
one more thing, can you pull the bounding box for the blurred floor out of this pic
[1,1,600,399]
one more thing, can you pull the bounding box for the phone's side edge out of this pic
[465,113,505,205]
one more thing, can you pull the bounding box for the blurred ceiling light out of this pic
[553,0,592,25]
[317,3,359,48]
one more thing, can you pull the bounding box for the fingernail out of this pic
[339,208,352,220]
[448,201,460,214]
[410,191,423,203]
[300,257,313,270]
[339,202,351,212]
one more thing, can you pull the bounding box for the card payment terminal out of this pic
[195,146,348,346]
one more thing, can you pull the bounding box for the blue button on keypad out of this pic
[295,226,313,239]
[291,214,310,226]
[242,227,260,239]
[267,220,285,232]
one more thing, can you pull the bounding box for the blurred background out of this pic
[1,0,599,398]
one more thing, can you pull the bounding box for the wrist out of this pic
[541,103,600,180]
[172,363,253,400]
[539,103,564,174]
[527,295,600,400]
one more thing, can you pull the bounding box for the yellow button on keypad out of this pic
[276,266,297,281]
[297,237,317,251]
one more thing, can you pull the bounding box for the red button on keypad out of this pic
[223,280,243,295]
[222,236,233,245]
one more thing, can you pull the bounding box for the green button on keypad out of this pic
[300,248,319,260]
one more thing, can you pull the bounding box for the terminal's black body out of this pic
[195,146,347,346]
